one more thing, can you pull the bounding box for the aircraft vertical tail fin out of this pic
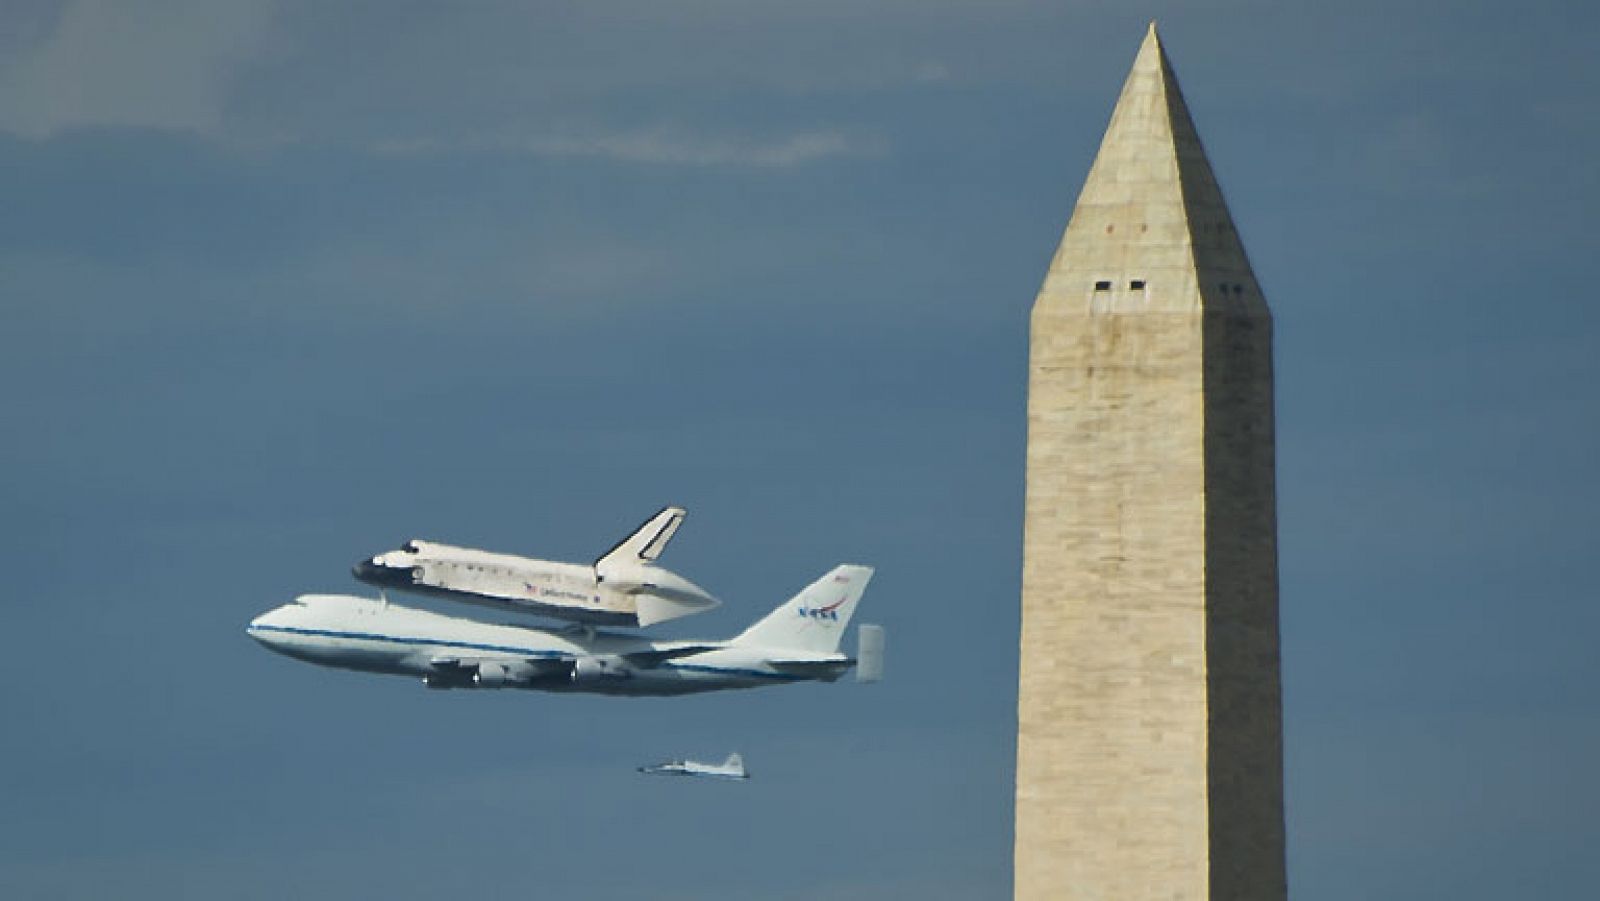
[724,753,744,771]
[729,565,873,653]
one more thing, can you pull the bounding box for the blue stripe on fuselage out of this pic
[248,623,570,658]
[661,662,807,681]
[247,624,804,681]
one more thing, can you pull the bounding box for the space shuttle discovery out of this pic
[352,506,718,628]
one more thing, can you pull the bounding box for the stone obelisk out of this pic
[1014,24,1286,900]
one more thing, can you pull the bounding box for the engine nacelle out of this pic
[472,662,513,688]
[569,655,633,683]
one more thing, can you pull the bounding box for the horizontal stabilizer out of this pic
[855,624,885,684]
[767,657,853,680]
[620,645,720,667]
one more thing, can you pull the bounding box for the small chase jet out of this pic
[250,565,883,696]
[639,753,749,780]
[352,506,717,628]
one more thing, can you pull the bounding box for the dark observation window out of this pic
[1130,280,1146,290]
[1093,280,1112,291]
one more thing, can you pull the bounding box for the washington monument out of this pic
[1015,24,1287,900]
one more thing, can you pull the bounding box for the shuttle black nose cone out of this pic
[354,559,414,589]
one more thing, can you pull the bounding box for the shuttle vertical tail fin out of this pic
[595,506,685,571]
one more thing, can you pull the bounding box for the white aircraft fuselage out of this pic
[249,565,879,697]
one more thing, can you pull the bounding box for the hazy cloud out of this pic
[0,0,273,139]
[372,128,884,168]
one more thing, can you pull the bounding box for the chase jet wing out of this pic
[595,506,685,570]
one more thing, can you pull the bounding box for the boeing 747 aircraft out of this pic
[353,506,718,628]
[639,753,749,780]
[249,565,882,696]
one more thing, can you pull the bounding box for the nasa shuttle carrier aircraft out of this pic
[249,565,884,696]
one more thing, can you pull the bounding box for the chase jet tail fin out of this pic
[724,753,744,771]
[596,506,685,570]
[730,565,873,654]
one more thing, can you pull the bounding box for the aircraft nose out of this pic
[246,614,270,643]
[352,558,383,581]
[246,608,288,645]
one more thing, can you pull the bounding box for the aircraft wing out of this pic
[619,644,720,667]
[428,656,573,678]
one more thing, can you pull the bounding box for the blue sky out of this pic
[1,2,1597,898]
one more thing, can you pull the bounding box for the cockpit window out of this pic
[401,541,419,553]
[302,594,380,613]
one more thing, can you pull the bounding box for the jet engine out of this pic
[472,662,514,688]
[569,655,632,683]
